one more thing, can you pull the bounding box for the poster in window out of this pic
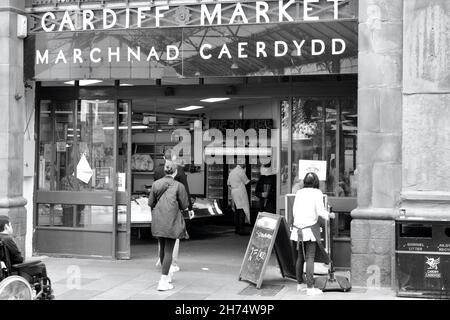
[77,154,93,184]
[56,141,67,153]
[298,160,327,181]
[117,172,126,192]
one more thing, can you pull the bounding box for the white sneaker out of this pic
[170,265,180,273]
[306,288,324,296]
[214,200,223,214]
[297,284,307,292]
[157,280,174,291]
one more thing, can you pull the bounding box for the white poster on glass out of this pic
[80,101,88,122]
[298,160,327,181]
[76,154,93,184]
[117,172,126,192]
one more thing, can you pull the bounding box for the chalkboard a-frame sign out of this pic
[239,212,296,289]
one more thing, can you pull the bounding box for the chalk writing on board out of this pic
[239,212,297,288]
[255,231,273,240]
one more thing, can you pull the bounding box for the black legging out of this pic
[158,238,176,276]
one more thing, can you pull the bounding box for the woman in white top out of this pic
[291,172,335,296]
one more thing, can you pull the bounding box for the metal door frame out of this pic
[33,81,132,259]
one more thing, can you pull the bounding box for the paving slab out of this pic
[39,226,410,300]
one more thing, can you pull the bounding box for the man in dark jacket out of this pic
[0,215,49,283]
[0,216,24,265]
[255,162,277,214]
[154,149,192,210]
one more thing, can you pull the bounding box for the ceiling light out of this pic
[64,80,103,86]
[200,98,231,103]
[120,83,134,86]
[176,106,205,111]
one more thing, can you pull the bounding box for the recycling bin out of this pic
[396,218,450,299]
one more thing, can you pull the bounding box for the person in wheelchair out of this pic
[0,216,53,300]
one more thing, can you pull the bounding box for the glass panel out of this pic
[117,102,129,193]
[338,98,358,197]
[38,100,53,190]
[55,101,77,191]
[37,204,113,231]
[38,100,118,193]
[289,97,358,198]
[77,100,115,191]
[291,97,331,193]
[280,100,290,196]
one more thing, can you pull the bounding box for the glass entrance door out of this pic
[35,99,131,258]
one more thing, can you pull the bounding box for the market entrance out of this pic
[33,75,357,267]
[127,82,280,259]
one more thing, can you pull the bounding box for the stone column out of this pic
[0,0,27,254]
[351,0,403,287]
[401,2,450,216]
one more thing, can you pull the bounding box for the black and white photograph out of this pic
[0,0,449,311]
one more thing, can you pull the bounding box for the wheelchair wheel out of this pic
[0,276,33,300]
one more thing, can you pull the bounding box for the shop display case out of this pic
[250,163,262,209]
[206,164,226,206]
[206,119,273,213]
[131,142,176,193]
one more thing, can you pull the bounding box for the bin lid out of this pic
[396,217,450,222]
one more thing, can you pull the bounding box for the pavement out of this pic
[37,223,413,300]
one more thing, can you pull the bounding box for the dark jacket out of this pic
[154,164,192,210]
[0,234,24,265]
[148,176,189,239]
[255,174,277,213]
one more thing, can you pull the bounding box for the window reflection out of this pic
[78,100,115,191]
[280,97,357,198]
[38,204,113,230]
[38,100,116,192]
[280,100,290,196]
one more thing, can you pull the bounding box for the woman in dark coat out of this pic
[148,161,189,291]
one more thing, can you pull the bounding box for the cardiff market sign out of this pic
[25,0,358,80]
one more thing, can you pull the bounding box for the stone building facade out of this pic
[0,0,27,253]
[352,0,450,287]
[0,0,448,288]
